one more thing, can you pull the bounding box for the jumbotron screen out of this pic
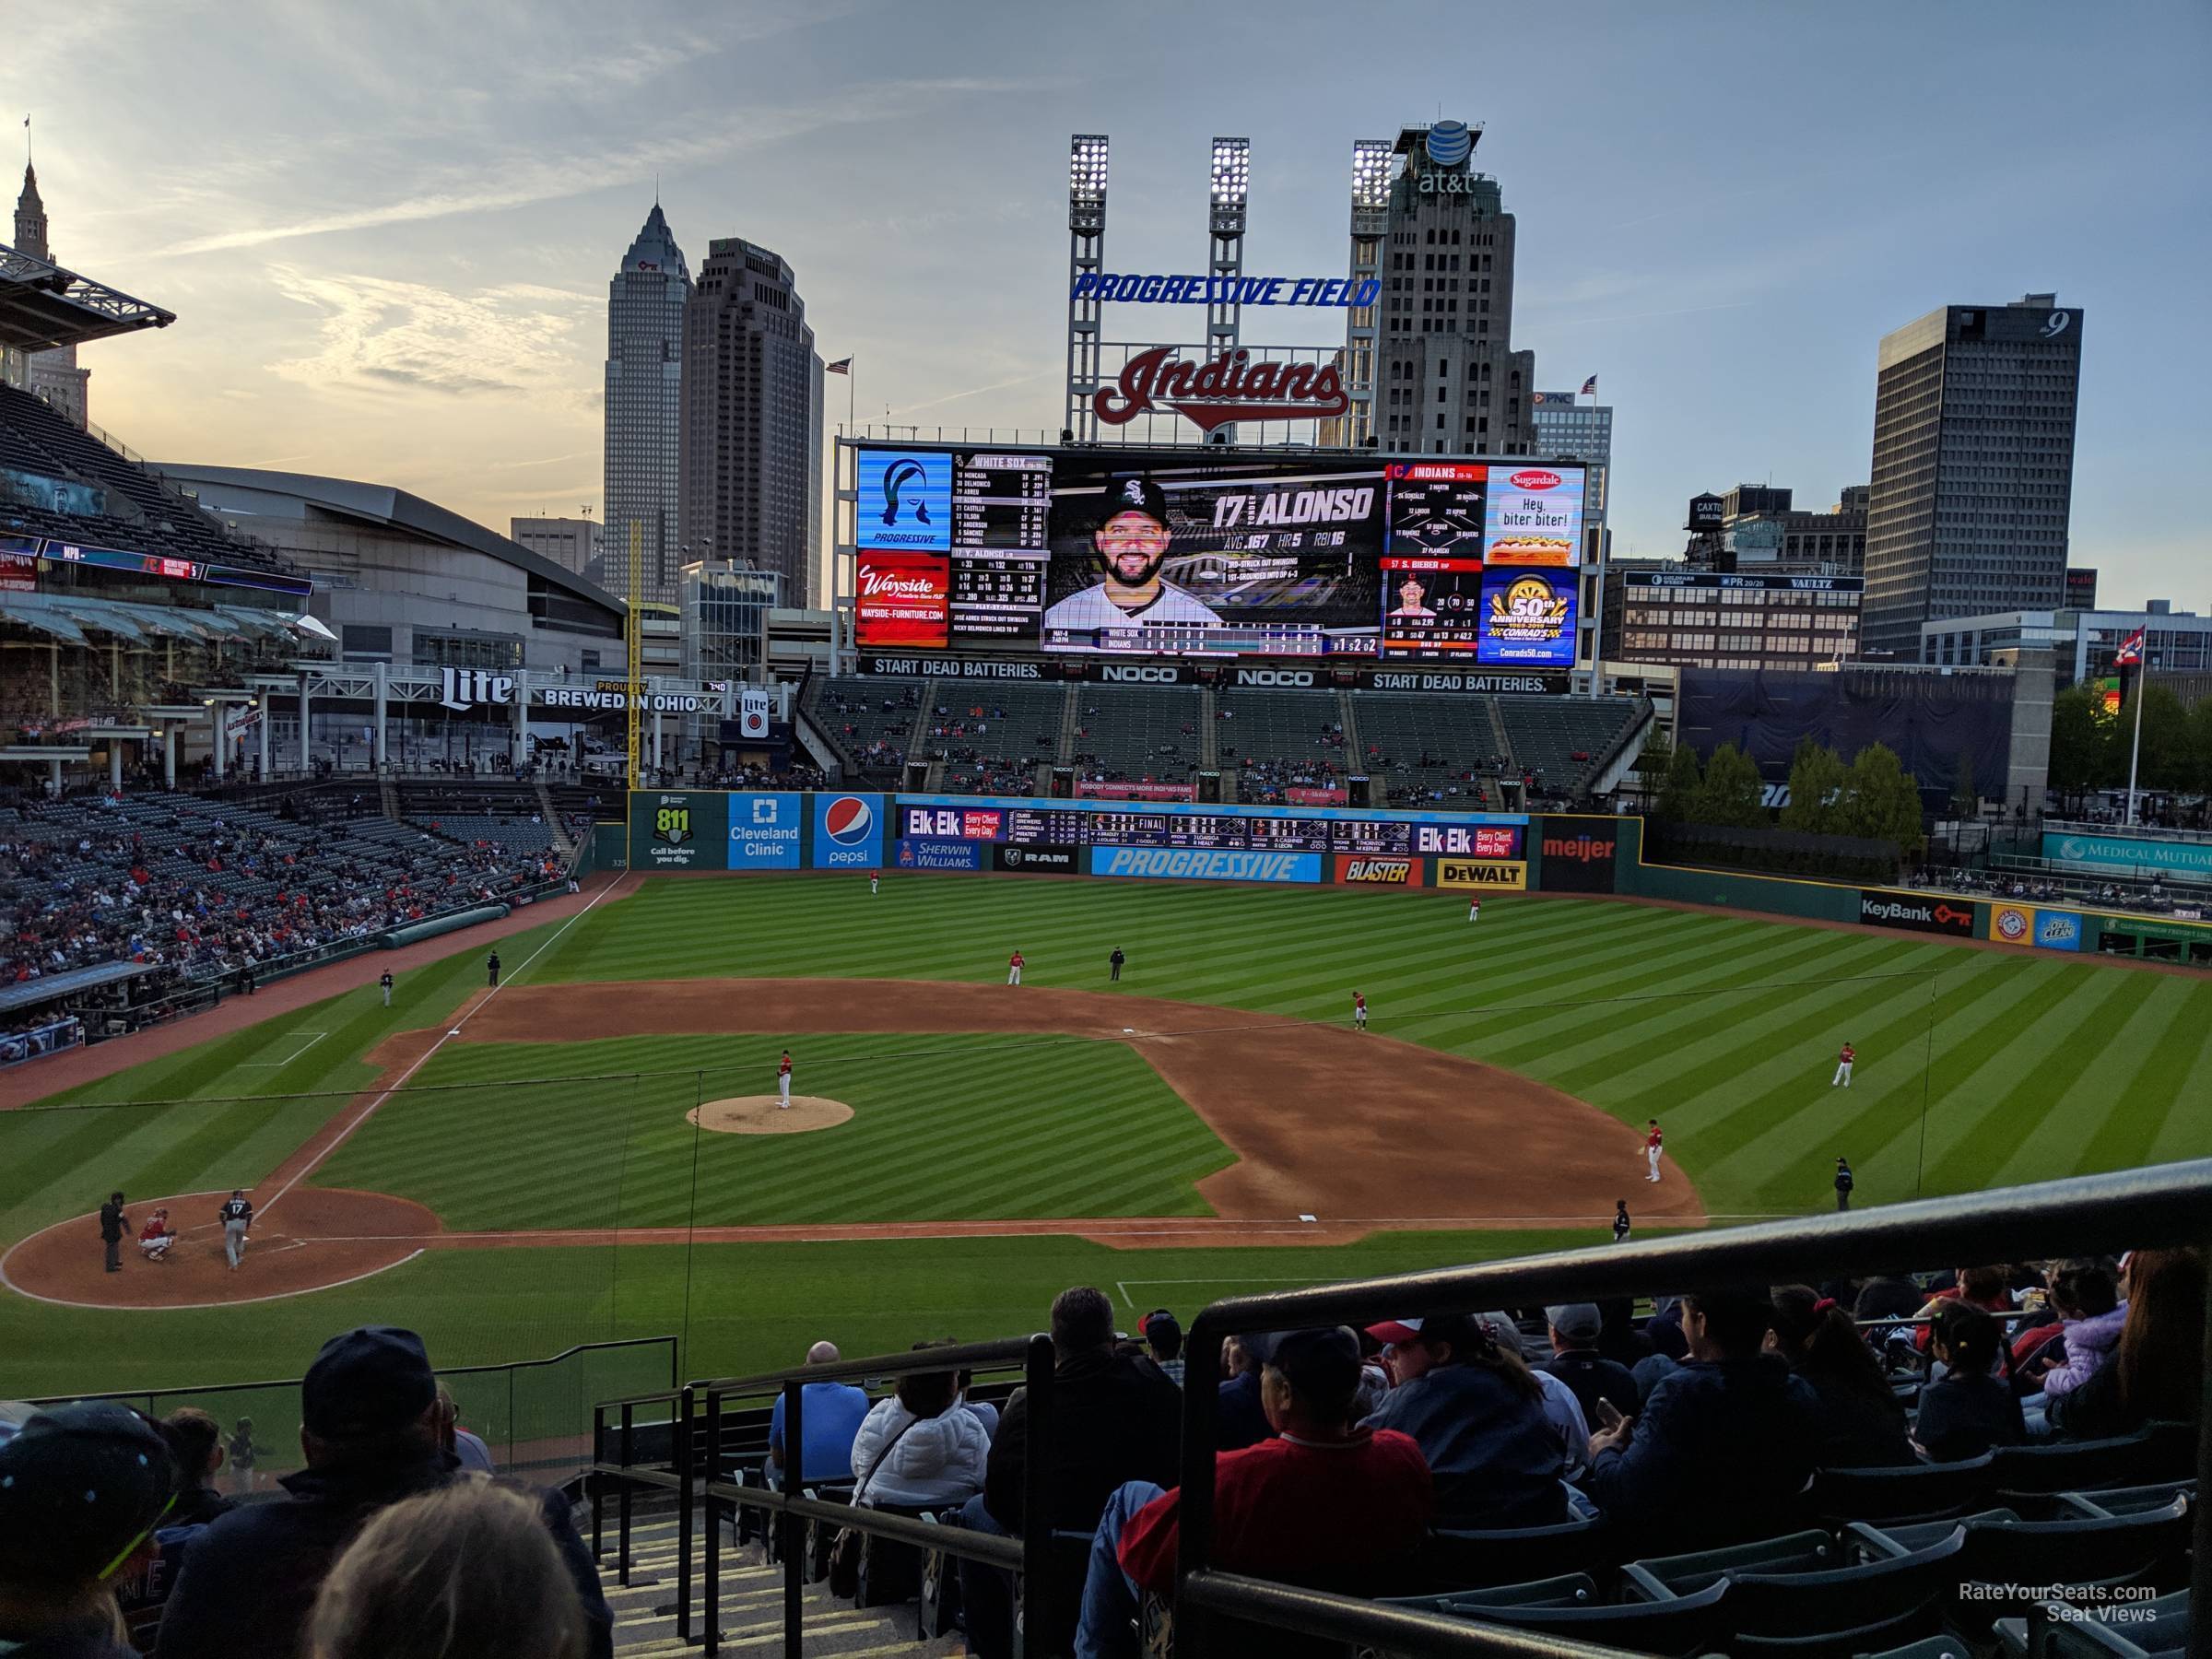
[851,442,1583,664]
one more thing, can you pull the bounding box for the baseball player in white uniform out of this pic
[1041,476,1226,640]
[870,872,879,896]
[778,1050,793,1109]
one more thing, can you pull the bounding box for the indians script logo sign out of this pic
[1093,347,1348,434]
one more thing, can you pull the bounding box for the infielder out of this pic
[218,1189,253,1270]
[379,969,394,1007]
[1831,1041,1855,1088]
[778,1050,793,1110]
[1007,949,1024,986]
[1352,991,1368,1031]
[1643,1120,1664,1183]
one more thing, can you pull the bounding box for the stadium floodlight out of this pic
[1210,136,1251,206]
[1069,135,1109,205]
[1351,139,1392,210]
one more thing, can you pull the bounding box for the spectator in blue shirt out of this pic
[765,1341,871,1488]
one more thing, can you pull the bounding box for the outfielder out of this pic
[778,1050,793,1111]
[1831,1041,1855,1088]
[1643,1120,1663,1183]
[870,872,880,896]
[218,1189,253,1271]
[1007,949,1024,986]
[1467,897,1481,924]
[1352,991,1368,1031]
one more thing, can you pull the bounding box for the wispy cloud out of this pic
[158,77,1065,257]
[265,265,594,402]
[890,371,1056,418]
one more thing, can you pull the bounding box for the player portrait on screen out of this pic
[1041,476,1226,634]
[1388,573,1436,618]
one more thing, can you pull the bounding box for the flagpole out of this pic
[2124,654,2147,827]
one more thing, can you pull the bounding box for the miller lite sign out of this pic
[1094,347,1349,434]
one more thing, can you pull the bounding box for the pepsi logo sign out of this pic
[823,796,874,846]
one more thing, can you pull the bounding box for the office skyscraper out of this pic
[1370,122,1536,457]
[13,164,91,427]
[603,203,691,605]
[1531,389,1612,535]
[677,236,821,606]
[1861,293,2082,658]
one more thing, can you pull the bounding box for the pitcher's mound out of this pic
[688,1095,853,1135]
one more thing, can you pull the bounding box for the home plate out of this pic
[1123,1028,1135,1034]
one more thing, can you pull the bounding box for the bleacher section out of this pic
[811,677,925,782]
[396,779,584,855]
[1214,688,1350,804]
[0,383,300,576]
[1355,694,1504,809]
[1495,694,1645,801]
[1070,686,1201,787]
[923,680,1063,796]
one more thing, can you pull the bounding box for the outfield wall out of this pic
[611,790,2211,965]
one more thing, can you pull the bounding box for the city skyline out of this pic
[6,0,2206,606]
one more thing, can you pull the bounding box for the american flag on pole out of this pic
[825,358,852,375]
[2113,628,2145,666]
[1580,375,1597,398]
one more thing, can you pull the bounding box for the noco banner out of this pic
[1859,891,1976,936]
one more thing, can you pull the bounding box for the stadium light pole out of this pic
[1206,137,1250,446]
[1345,139,1392,450]
[1065,135,1108,444]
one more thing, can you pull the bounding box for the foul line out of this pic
[0,1248,425,1312]
[237,1031,326,1068]
[259,879,624,1219]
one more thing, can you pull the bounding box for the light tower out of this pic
[1064,135,1109,442]
[1204,136,1250,446]
[1343,138,1393,450]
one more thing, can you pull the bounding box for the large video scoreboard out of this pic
[849,441,1583,667]
[896,798,1524,857]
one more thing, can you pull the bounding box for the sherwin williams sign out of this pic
[2042,832,2212,878]
[1093,847,1321,884]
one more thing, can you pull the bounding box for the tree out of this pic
[1838,742,1924,853]
[2046,686,2108,804]
[1950,749,1979,819]
[2190,696,2212,796]
[1780,738,1847,835]
[1694,742,1766,828]
[1633,728,1673,808]
[1656,740,1702,822]
[2131,684,2194,794]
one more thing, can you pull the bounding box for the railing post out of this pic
[704,1388,722,1659]
[589,1405,605,1561]
[1175,1313,1226,1656]
[618,1403,635,1588]
[782,1379,804,1659]
[2193,1235,2212,1658]
[1018,1334,1054,1653]
[676,1386,694,1644]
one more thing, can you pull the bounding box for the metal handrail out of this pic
[1171,1159,2212,1658]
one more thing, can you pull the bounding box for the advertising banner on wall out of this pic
[1990,902,2034,947]
[1435,858,1528,890]
[1414,823,1522,858]
[893,837,983,872]
[811,793,886,869]
[2041,832,2212,879]
[1288,786,1349,806]
[1334,855,1417,886]
[1091,846,1322,884]
[1859,891,1975,936]
[1075,781,1196,801]
[1537,823,1618,893]
[726,793,804,870]
[856,451,954,551]
[2034,910,2083,951]
[993,844,1079,874]
[636,792,728,871]
[1477,569,1578,666]
[855,551,951,649]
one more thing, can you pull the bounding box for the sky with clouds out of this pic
[8,0,2208,606]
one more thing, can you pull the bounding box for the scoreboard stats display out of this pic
[852,442,1583,665]
[893,798,1522,859]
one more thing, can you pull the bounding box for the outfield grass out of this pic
[6,873,2211,1398]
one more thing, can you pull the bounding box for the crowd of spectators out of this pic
[0,790,571,1007]
[728,1251,2200,1658]
[1915,862,2210,920]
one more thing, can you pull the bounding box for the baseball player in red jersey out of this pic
[778,1049,793,1110]
[1831,1041,1855,1088]
[1007,949,1024,986]
[870,871,880,896]
[1352,992,1368,1031]
[1643,1119,1664,1182]
[1467,896,1481,924]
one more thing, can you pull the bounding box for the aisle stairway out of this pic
[600,1500,969,1657]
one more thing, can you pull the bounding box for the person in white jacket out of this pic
[846,1350,992,1511]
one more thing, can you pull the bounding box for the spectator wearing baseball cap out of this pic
[1138,1310,1184,1386]
[1359,1314,1568,1528]
[1077,1327,1433,1658]
[0,1399,179,1658]
[156,1327,612,1659]
[1541,1303,1641,1427]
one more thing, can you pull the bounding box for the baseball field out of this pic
[4,870,2210,1405]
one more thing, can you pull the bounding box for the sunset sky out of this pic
[9,0,2208,605]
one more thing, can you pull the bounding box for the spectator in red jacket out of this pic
[1913,1265,2013,1353]
[1074,1326,1432,1658]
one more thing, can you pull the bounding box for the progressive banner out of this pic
[1092,847,1321,884]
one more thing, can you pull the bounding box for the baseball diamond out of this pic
[2,868,2209,1401]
